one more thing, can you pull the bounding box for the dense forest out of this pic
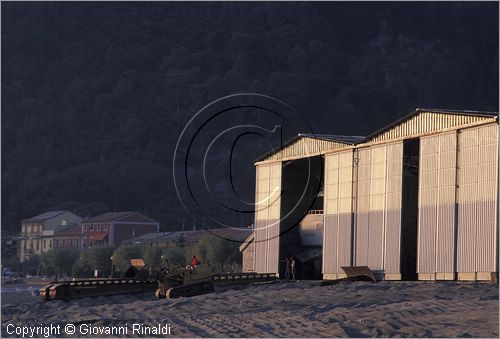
[2,2,498,235]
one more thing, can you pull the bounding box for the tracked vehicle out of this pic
[155,264,214,298]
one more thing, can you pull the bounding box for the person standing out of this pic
[284,257,291,281]
[291,257,297,281]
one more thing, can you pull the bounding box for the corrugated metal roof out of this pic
[255,134,361,163]
[416,108,498,117]
[22,211,66,223]
[297,134,365,144]
[256,108,498,163]
[365,108,498,142]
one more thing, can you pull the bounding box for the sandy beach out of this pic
[1,280,498,338]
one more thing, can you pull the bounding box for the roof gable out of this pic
[115,213,159,224]
[82,212,134,223]
[256,134,361,163]
[239,232,254,252]
[365,108,498,144]
[22,211,66,223]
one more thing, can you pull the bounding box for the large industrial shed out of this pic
[252,108,498,282]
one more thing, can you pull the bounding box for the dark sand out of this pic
[2,280,498,337]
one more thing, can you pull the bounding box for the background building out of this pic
[53,224,83,249]
[253,108,498,282]
[19,211,82,262]
[80,211,160,247]
[122,227,252,247]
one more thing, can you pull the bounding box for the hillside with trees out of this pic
[2,2,498,235]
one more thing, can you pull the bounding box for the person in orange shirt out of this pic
[191,255,201,266]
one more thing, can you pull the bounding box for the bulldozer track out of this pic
[40,272,277,301]
[40,278,158,301]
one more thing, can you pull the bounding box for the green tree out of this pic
[40,248,79,277]
[202,236,241,272]
[141,246,163,266]
[161,246,186,267]
[71,258,93,278]
[20,255,41,276]
[86,246,114,276]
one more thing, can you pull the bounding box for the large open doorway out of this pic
[279,156,324,280]
[401,138,419,280]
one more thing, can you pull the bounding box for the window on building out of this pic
[61,219,67,226]
[43,239,46,248]
[49,240,52,248]
[104,224,108,231]
[97,224,101,231]
[90,224,94,231]
[36,241,39,250]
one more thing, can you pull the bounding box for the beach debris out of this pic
[341,266,377,282]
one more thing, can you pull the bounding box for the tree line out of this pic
[10,236,241,278]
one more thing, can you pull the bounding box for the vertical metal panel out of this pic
[457,124,498,273]
[436,133,457,274]
[267,164,282,274]
[355,143,403,276]
[384,142,403,274]
[254,163,281,274]
[418,136,438,273]
[367,145,386,271]
[355,148,371,266]
[323,153,339,274]
[254,165,268,273]
[418,132,457,275]
[338,152,354,268]
[323,150,353,274]
[457,128,479,273]
[476,124,498,272]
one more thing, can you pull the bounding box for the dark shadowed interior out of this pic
[401,138,420,280]
[279,156,324,280]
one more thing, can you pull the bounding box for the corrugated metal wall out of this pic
[254,163,282,274]
[354,143,403,276]
[354,148,371,266]
[417,132,457,277]
[323,150,353,275]
[367,146,386,271]
[457,124,498,274]
[384,143,403,275]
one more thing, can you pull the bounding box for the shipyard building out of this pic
[251,108,498,281]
